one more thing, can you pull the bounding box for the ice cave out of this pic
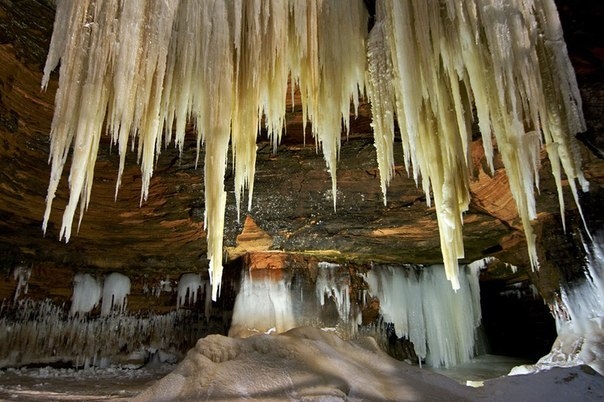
[0,0,603,400]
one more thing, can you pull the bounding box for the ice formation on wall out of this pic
[100,272,131,316]
[175,273,212,317]
[230,263,359,337]
[12,265,31,302]
[513,231,604,376]
[0,299,205,369]
[70,273,102,315]
[147,277,174,298]
[315,262,352,322]
[176,273,201,309]
[228,259,486,364]
[497,282,540,300]
[41,0,586,298]
[364,262,483,368]
[229,270,296,337]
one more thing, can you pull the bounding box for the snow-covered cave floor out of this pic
[0,364,174,400]
[1,327,602,401]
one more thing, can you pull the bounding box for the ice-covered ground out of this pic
[0,363,174,400]
[1,327,602,401]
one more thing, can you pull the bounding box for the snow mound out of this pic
[132,327,469,401]
[132,327,604,401]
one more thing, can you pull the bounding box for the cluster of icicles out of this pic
[42,0,588,300]
[0,298,198,369]
[229,260,485,368]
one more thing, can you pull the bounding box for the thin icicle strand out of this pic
[368,0,588,288]
[366,12,395,205]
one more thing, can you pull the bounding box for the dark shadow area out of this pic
[480,280,557,361]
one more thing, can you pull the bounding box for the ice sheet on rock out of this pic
[229,269,296,337]
[70,273,101,315]
[364,262,483,368]
[101,272,131,316]
[133,326,604,401]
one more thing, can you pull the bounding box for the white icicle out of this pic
[315,262,351,322]
[42,0,368,301]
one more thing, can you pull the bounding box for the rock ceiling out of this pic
[0,0,603,304]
